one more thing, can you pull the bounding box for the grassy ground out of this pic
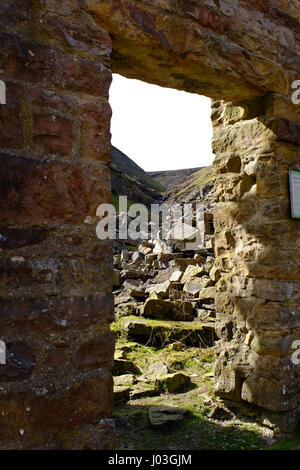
[113,339,300,451]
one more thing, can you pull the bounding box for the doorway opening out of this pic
[109,74,222,450]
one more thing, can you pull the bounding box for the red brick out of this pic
[80,102,112,162]
[41,12,112,60]
[0,33,112,97]
[33,113,73,156]
[0,154,111,224]
[28,87,78,115]
[0,373,113,444]
[182,1,227,35]
[0,294,114,332]
[72,333,115,370]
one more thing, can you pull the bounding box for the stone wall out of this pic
[212,96,300,431]
[0,0,299,448]
[0,0,115,449]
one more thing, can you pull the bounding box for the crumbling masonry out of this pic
[0,0,299,449]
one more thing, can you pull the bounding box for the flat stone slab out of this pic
[114,374,135,387]
[148,405,189,427]
[120,316,215,347]
[130,383,159,399]
[114,385,131,402]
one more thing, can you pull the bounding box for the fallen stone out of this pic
[114,374,135,387]
[170,258,198,271]
[181,265,205,284]
[208,403,234,421]
[196,309,214,321]
[130,383,158,399]
[121,267,151,282]
[155,372,192,393]
[120,317,216,347]
[113,359,142,376]
[145,361,168,380]
[197,287,216,300]
[145,281,172,299]
[183,278,203,297]
[142,298,193,321]
[114,254,121,268]
[148,405,189,427]
[114,385,131,402]
[169,270,183,282]
[120,250,130,263]
[115,301,143,318]
[153,239,172,254]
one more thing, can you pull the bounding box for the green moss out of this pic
[268,432,300,450]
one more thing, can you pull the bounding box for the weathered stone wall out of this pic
[88,0,300,431]
[0,0,299,448]
[212,96,300,431]
[0,0,115,449]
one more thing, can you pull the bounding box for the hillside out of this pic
[148,167,201,190]
[163,166,215,205]
[110,146,165,208]
[112,147,165,193]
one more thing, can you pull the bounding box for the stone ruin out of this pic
[0,0,299,449]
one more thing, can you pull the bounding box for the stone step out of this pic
[120,316,215,347]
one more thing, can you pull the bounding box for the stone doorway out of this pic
[100,0,300,435]
[0,0,299,450]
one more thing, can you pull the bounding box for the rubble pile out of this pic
[112,235,218,403]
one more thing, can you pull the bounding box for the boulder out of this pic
[113,359,142,376]
[169,270,183,282]
[208,403,234,421]
[145,361,168,380]
[115,301,143,318]
[197,287,216,301]
[145,281,172,299]
[142,298,193,321]
[114,374,135,387]
[114,385,131,402]
[181,264,205,284]
[148,405,189,427]
[183,278,203,297]
[120,317,215,347]
[155,372,192,393]
[183,277,213,298]
[130,383,158,399]
[197,309,214,321]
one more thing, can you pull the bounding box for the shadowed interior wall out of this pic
[0,0,115,449]
[0,0,299,448]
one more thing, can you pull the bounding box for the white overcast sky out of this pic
[109,74,214,172]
